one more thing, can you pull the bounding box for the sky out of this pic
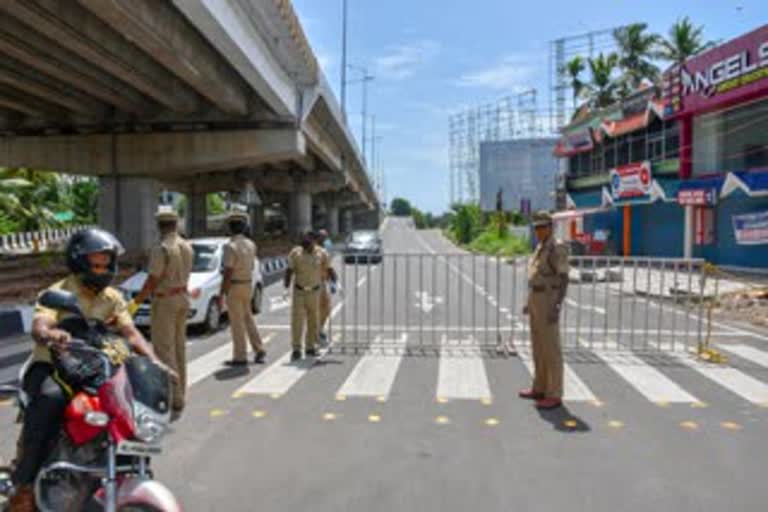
[292,0,768,214]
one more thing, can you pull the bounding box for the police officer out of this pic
[217,206,266,365]
[9,229,167,512]
[519,211,569,410]
[284,231,335,361]
[129,205,193,420]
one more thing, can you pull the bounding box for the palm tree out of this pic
[613,23,660,91]
[584,53,620,109]
[562,56,586,111]
[656,17,714,70]
[0,168,65,231]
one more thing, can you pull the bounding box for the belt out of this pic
[231,279,251,285]
[529,284,562,293]
[295,284,320,292]
[155,286,187,298]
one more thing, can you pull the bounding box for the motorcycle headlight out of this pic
[133,401,169,444]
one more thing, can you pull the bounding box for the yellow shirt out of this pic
[148,232,193,295]
[32,275,134,363]
[223,234,257,282]
[288,246,329,289]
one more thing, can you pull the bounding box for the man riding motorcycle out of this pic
[9,228,171,512]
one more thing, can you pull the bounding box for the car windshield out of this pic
[191,244,218,272]
[351,232,377,243]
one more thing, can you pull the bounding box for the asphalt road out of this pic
[2,217,768,511]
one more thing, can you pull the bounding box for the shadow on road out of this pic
[536,405,591,434]
[213,366,250,381]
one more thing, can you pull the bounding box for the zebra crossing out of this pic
[179,331,768,412]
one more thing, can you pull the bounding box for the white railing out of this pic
[0,225,94,255]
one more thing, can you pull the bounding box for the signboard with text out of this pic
[610,161,653,200]
[733,210,768,245]
[664,25,768,115]
[678,188,718,206]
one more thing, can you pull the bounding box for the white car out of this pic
[119,237,264,333]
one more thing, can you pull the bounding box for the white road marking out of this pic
[719,344,768,369]
[588,339,697,403]
[187,333,276,388]
[673,352,768,404]
[337,334,407,398]
[565,298,606,315]
[437,335,491,400]
[234,351,317,396]
[517,348,597,402]
[269,296,290,312]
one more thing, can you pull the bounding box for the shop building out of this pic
[553,24,768,269]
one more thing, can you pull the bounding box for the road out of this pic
[2,217,768,511]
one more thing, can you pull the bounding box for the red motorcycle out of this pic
[0,290,181,512]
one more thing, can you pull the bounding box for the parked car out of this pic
[344,230,383,264]
[119,238,264,333]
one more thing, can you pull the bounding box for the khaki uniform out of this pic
[32,275,134,363]
[223,234,263,361]
[148,232,193,412]
[526,236,569,399]
[288,245,329,351]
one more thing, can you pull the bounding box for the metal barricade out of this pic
[329,253,708,355]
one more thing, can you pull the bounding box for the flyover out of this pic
[0,0,378,250]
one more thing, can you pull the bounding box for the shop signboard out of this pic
[665,25,768,115]
[610,161,653,200]
[733,210,768,245]
[678,188,718,206]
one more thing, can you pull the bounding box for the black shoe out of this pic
[224,360,248,367]
[254,350,267,364]
[290,350,302,362]
[305,348,318,358]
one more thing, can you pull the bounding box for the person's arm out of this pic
[283,268,293,289]
[31,315,71,348]
[131,275,160,311]
[129,247,166,314]
[119,322,178,379]
[218,267,233,309]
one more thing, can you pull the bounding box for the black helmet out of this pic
[66,228,125,293]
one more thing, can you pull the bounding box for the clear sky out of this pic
[292,0,768,214]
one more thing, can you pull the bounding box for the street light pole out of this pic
[340,0,348,120]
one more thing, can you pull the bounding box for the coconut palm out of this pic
[584,53,620,109]
[562,56,586,110]
[656,17,714,70]
[613,23,660,92]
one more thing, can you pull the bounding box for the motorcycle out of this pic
[0,289,182,512]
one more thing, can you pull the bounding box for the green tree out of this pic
[563,56,586,111]
[389,197,412,216]
[450,203,482,245]
[655,17,714,70]
[0,168,64,232]
[613,23,660,92]
[207,193,226,215]
[584,53,620,109]
[70,178,98,225]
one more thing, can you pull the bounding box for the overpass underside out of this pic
[0,0,377,250]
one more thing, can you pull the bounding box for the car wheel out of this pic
[251,284,263,315]
[205,299,221,333]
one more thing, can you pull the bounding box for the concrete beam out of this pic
[165,168,347,196]
[0,58,108,117]
[0,129,306,177]
[78,0,250,116]
[0,0,199,113]
[0,17,151,114]
[0,84,68,119]
[172,0,297,118]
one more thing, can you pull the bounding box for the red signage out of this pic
[610,161,653,199]
[678,188,718,206]
[665,25,768,115]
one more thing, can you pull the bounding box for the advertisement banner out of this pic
[733,210,768,245]
[610,161,653,200]
[678,188,718,206]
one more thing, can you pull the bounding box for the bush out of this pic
[468,229,529,257]
[450,203,482,244]
[390,197,412,216]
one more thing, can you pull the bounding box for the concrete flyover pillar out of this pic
[186,192,207,238]
[250,204,266,238]
[288,189,312,237]
[341,209,354,235]
[327,204,340,237]
[98,176,159,252]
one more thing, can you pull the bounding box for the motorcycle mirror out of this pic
[38,289,83,317]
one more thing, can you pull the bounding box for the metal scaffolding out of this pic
[448,90,555,204]
[548,28,620,132]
